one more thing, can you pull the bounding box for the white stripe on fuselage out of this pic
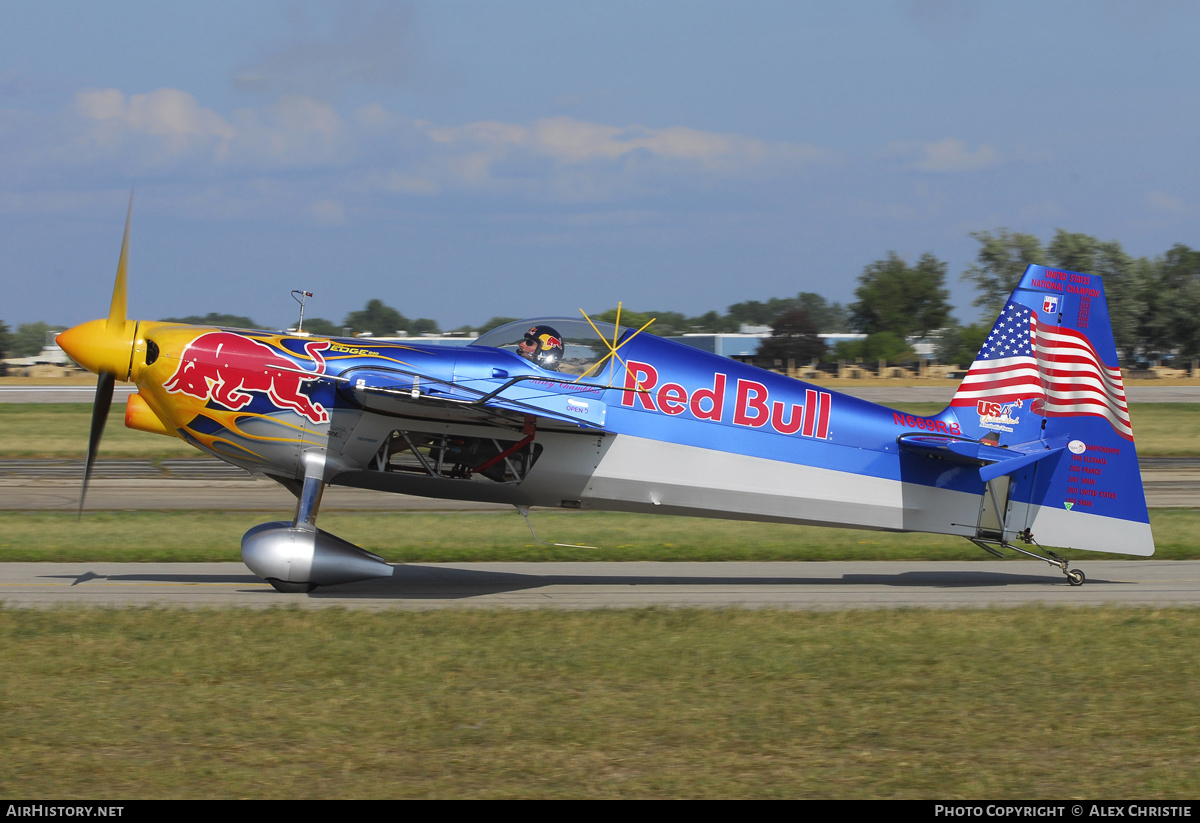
[555,433,982,536]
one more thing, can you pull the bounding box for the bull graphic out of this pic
[164,332,332,424]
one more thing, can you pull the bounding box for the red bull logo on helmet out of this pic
[164,332,332,424]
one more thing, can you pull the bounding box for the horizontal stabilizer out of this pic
[897,433,1019,465]
[896,433,1063,482]
[977,447,1063,482]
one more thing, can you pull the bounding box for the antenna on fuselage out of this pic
[515,506,598,551]
[291,289,313,333]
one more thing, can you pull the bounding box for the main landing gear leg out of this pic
[969,529,1085,586]
[242,450,394,593]
[265,450,328,593]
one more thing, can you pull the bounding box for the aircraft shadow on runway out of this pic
[38,565,1126,599]
[36,565,1132,601]
[44,570,263,586]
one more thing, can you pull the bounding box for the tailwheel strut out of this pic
[969,529,1085,586]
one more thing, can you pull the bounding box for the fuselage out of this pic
[116,319,987,541]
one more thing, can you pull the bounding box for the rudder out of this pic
[946,265,1152,556]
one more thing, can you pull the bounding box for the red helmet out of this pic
[517,325,564,370]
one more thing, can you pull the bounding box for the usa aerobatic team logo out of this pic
[164,332,332,424]
[1042,295,1059,314]
[976,398,1022,433]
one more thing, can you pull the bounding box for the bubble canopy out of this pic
[470,317,631,376]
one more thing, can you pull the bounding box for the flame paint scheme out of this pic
[57,205,1152,591]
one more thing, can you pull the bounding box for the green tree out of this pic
[963,229,1045,316]
[640,311,689,336]
[727,297,795,327]
[476,316,520,335]
[1046,230,1100,273]
[161,312,258,328]
[861,331,915,365]
[755,309,825,366]
[829,338,865,363]
[299,317,342,337]
[595,308,657,333]
[12,322,60,358]
[689,310,739,333]
[936,322,990,368]
[409,318,442,336]
[343,299,410,336]
[0,319,10,358]
[726,292,848,333]
[1047,231,1147,363]
[1153,244,1200,361]
[795,293,850,333]
[850,252,951,338]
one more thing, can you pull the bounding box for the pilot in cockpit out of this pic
[516,325,564,371]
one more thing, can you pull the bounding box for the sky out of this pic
[2,0,1198,333]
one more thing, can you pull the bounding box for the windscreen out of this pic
[470,318,630,377]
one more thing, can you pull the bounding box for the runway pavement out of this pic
[3,560,1199,610]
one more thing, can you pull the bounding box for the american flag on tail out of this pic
[950,300,1132,440]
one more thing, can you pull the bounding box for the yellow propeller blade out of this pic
[107,190,133,331]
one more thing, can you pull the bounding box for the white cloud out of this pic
[66,88,351,169]
[427,115,828,174]
[231,95,347,166]
[5,88,834,208]
[915,138,998,172]
[885,137,1000,173]
[74,88,236,160]
[308,198,346,225]
[1146,189,1186,213]
[367,169,439,195]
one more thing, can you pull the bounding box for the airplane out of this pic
[56,201,1153,592]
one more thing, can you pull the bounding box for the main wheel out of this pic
[1066,569,1085,586]
[267,578,319,593]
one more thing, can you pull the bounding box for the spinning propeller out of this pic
[575,302,656,387]
[56,193,140,515]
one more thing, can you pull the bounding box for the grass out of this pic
[0,403,196,459]
[2,606,1198,798]
[1,508,1197,562]
[5,402,1200,458]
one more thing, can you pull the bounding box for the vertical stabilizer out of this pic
[946,265,1152,556]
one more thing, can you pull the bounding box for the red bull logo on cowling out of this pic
[164,332,332,424]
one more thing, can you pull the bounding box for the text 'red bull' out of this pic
[164,332,332,424]
[620,359,831,438]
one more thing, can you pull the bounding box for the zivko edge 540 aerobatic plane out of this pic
[57,201,1152,592]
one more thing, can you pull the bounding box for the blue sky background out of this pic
[2,0,1197,332]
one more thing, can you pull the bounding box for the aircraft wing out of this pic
[332,366,608,430]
